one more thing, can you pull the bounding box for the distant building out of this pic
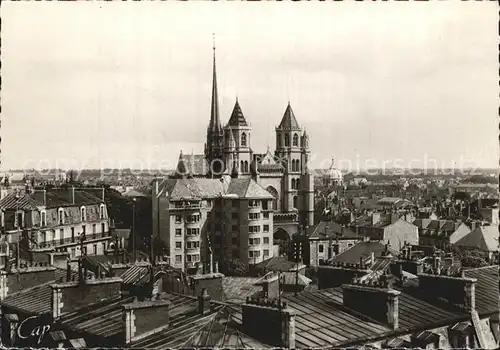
[152,177,275,272]
[413,219,471,249]
[455,225,499,262]
[349,212,419,251]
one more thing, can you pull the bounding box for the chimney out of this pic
[122,299,170,344]
[242,297,296,348]
[3,313,19,346]
[1,266,57,300]
[198,288,211,315]
[51,276,122,319]
[342,279,400,330]
[258,274,280,299]
[190,272,225,301]
[418,273,477,312]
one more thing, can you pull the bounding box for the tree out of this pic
[461,255,489,268]
[219,259,248,277]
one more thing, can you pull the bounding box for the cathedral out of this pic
[173,42,315,239]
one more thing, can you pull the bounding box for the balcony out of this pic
[273,212,298,223]
[30,232,111,250]
[170,204,201,211]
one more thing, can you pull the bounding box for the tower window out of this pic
[297,179,301,190]
[241,133,247,147]
[293,196,298,209]
[291,179,296,190]
[284,134,290,147]
[293,133,299,146]
[244,161,249,173]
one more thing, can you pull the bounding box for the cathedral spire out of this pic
[209,33,221,131]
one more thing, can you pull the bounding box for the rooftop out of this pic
[333,242,398,265]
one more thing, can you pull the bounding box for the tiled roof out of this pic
[254,256,298,273]
[308,221,358,239]
[227,100,248,127]
[226,178,274,199]
[221,277,262,303]
[278,103,300,130]
[456,225,499,252]
[333,242,398,265]
[462,266,499,315]
[169,179,225,200]
[2,283,53,315]
[0,192,40,210]
[0,189,103,210]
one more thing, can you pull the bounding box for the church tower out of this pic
[299,129,314,229]
[275,102,304,212]
[204,36,225,177]
[223,98,252,177]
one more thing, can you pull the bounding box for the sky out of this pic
[2,1,498,172]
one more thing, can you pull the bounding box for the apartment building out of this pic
[0,186,112,264]
[152,176,274,273]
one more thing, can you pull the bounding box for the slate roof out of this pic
[221,277,262,304]
[278,103,300,130]
[226,178,273,199]
[1,282,53,315]
[462,266,499,315]
[227,100,248,127]
[308,221,358,239]
[0,189,103,210]
[333,242,398,265]
[455,225,499,252]
[167,179,225,200]
[254,256,299,273]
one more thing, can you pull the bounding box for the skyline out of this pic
[2,1,498,171]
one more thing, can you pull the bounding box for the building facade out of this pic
[153,177,275,272]
[171,43,314,247]
[0,186,113,267]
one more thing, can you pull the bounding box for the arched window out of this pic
[293,133,299,147]
[291,179,296,189]
[296,179,301,190]
[297,160,301,172]
[284,134,290,147]
[293,196,298,209]
[80,207,86,222]
[233,161,237,171]
[266,186,279,211]
[241,133,247,147]
[244,161,249,173]
[240,161,244,172]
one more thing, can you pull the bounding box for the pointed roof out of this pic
[456,225,499,252]
[208,38,222,131]
[278,102,300,130]
[227,99,248,127]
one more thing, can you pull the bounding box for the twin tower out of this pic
[203,41,314,229]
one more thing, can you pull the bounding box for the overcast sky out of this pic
[2,1,498,171]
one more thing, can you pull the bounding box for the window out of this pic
[71,227,75,242]
[175,242,182,250]
[82,225,86,235]
[51,230,56,242]
[101,223,106,235]
[232,225,238,232]
[41,231,46,243]
[241,132,247,147]
[249,213,260,220]
[244,161,249,173]
[206,200,212,208]
[284,134,290,147]
[232,212,238,219]
[249,250,261,258]
[249,200,260,208]
[263,237,270,244]
[15,212,23,229]
[58,208,64,225]
[93,244,97,255]
[291,179,296,190]
[249,238,260,245]
[293,196,298,209]
[249,226,261,233]
[82,246,87,256]
[175,215,182,223]
[293,133,299,146]
[187,241,200,249]
[175,255,182,263]
[263,225,269,233]
[319,244,324,253]
[102,242,106,252]
[99,205,105,219]
[175,228,182,236]
[263,212,269,219]
[80,207,86,222]
[232,201,238,208]
[59,229,64,244]
[70,248,76,258]
[232,237,239,245]
[187,214,200,223]
[40,211,47,227]
[187,228,200,236]
[264,249,270,257]
[296,178,301,189]
[92,224,97,234]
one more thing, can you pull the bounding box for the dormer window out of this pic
[80,206,86,222]
[293,133,299,146]
[40,211,47,227]
[99,204,106,219]
[58,208,64,225]
[241,133,247,147]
